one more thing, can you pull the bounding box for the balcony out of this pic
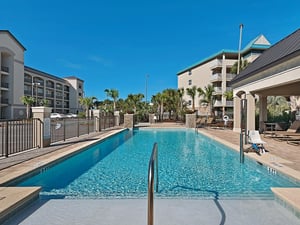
[226,87,232,92]
[46,84,55,89]
[1,66,9,73]
[0,98,9,104]
[210,73,222,82]
[226,101,233,107]
[46,93,54,98]
[24,78,33,83]
[56,84,63,90]
[24,90,32,95]
[56,95,63,99]
[213,87,222,95]
[1,82,9,89]
[210,59,222,69]
[64,86,70,92]
[214,100,223,107]
[226,73,236,81]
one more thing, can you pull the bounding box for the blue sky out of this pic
[0,0,299,100]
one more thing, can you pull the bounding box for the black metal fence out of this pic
[50,114,117,143]
[0,113,122,157]
[0,119,42,157]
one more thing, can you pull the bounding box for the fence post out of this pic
[32,107,52,147]
[5,120,9,157]
[63,119,66,141]
[77,117,80,137]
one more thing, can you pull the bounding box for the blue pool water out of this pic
[17,129,300,199]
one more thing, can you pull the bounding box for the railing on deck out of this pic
[148,143,158,225]
[0,119,42,157]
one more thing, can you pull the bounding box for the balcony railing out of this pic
[226,73,236,81]
[226,101,233,107]
[213,87,222,94]
[226,87,232,92]
[64,86,70,92]
[24,90,32,95]
[1,82,9,88]
[1,98,9,104]
[214,100,223,107]
[46,84,55,88]
[46,93,54,98]
[210,73,222,82]
[56,85,63,90]
[210,59,222,69]
[24,78,32,83]
[1,66,9,73]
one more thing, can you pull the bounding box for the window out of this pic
[188,100,192,105]
[188,70,192,75]
[188,80,192,85]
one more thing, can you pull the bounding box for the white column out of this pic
[233,96,241,132]
[246,93,256,131]
[32,106,52,147]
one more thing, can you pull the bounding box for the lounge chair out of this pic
[248,130,266,154]
[272,120,300,141]
[287,138,300,146]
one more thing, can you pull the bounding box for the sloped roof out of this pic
[242,34,270,51]
[177,49,237,75]
[25,66,66,82]
[231,29,300,85]
[177,34,270,75]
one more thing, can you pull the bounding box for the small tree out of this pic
[186,86,197,111]
[197,84,215,116]
[20,96,35,119]
[79,96,96,118]
[104,89,119,111]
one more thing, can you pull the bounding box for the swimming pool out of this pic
[17,128,300,199]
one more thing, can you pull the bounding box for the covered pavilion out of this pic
[231,28,300,132]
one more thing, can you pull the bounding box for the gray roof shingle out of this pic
[231,29,300,85]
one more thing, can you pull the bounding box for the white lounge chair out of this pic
[248,130,266,154]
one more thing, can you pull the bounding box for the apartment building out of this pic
[177,34,271,118]
[0,30,84,119]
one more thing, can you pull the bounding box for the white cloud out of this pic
[88,55,112,67]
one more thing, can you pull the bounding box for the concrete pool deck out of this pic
[0,123,300,224]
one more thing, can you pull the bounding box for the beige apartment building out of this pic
[177,34,271,118]
[0,30,84,119]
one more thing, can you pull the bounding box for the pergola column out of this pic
[259,95,268,133]
[246,93,256,131]
[233,96,241,132]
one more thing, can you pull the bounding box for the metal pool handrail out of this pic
[148,142,158,225]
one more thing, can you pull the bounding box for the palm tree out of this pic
[186,86,197,111]
[177,88,184,112]
[151,92,165,121]
[104,89,119,111]
[223,90,233,101]
[20,96,35,119]
[126,93,144,113]
[163,88,179,120]
[230,59,249,74]
[267,96,289,117]
[197,84,215,116]
[79,96,96,118]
